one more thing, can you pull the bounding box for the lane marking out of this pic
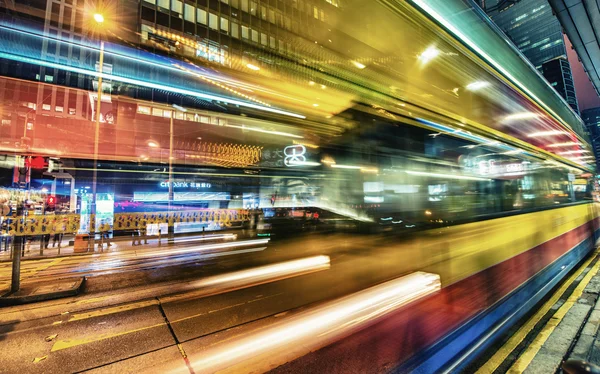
[68,300,159,322]
[509,253,600,372]
[51,322,166,352]
[476,252,598,373]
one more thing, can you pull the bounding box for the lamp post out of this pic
[89,13,105,251]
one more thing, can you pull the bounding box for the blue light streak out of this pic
[0,24,305,119]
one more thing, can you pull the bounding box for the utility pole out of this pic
[89,40,104,251]
[10,198,24,293]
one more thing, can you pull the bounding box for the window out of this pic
[44,75,54,83]
[143,0,156,4]
[231,0,238,8]
[42,104,51,111]
[250,1,257,16]
[197,8,207,25]
[209,13,218,29]
[261,32,267,46]
[269,36,276,49]
[269,9,275,23]
[261,6,267,20]
[251,29,258,43]
[55,106,64,113]
[157,0,169,8]
[171,0,183,13]
[313,6,319,19]
[220,17,229,33]
[241,0,248,12]
[152,107,163,117]
[184,4,195,22]
[231,22,239,38]
[241,25,249,39]
[69,108,76,115]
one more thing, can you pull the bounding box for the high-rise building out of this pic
[581,107,600,170]
[478,0,580,114]
[542,56,579,113]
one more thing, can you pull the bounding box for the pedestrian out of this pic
[101,220,111,248]
[139,217,148,245]
[52,219,63,249]
[44,233,51,249]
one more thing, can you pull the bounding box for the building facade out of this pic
[478,0,580,114]
[581,107,600,171]
[542,56,579,114]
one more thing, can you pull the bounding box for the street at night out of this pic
[2,0,600,372]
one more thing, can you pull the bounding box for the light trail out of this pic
[409,1,583,142]
[181,271,440,374]
[0,52,305,119]
[406,170,492,181]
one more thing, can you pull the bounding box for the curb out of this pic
[0,277,86,307]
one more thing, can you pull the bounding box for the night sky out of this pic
[565,36,600,112]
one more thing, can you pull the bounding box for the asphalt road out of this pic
[0,230,433,374]
[0,225,505,373]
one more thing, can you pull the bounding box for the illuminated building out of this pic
[581,106,600,171]
[477,0,580,114]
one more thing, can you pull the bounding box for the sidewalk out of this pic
[0,231,247,262]
[477,252,600,373]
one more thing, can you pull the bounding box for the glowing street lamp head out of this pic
[93,13,105,24]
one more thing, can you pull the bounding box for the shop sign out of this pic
[159,181,212,189]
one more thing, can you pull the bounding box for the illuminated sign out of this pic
[284,145,307,166]
[159,181,212,189]
[473,159,527,176]
[46,195,56,206]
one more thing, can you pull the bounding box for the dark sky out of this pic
[565,36,600,112]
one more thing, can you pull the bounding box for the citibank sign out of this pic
[159,181,212,189]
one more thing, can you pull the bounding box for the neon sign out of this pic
[284,145,306,167]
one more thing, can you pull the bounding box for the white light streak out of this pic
[466,81,490,91]
[503,112,540,121]
[557,150,590,155]
[528,130,569,137]
[406,170,491,181]
[187,272,440,373]
[287,160,321,166]
[331,164,362,170]
[225,124,304,139]
[547,142,581,148]
[160,255,331,304]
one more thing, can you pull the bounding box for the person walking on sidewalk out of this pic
[52,219,64,249]
[100,219,111,248]
[133,217,148,246]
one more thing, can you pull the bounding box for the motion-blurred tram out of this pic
[0,0,599,372]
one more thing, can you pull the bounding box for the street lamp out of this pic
[93,13,105,24]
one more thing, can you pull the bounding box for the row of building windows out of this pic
[137,103,229,127]
[143,0,330,26]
